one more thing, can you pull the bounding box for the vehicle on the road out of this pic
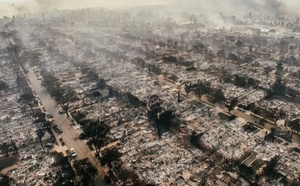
[69,148,77,158]
[35,95,40,100]
[76,125,83,130]
[47,118,55,123]
[57,127,63,133]
[52,125,63,134]
[44,143,53,148]
[41,106,46,112]
[46,113,54,122]
[46,113,53,118]
[33,66,39,72]
[58,109,65,114]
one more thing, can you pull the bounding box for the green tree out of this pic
[147,95,163,139]
[236,40,243,53]
[272,76,285,96]
[0,174,14,186]
[100,148,121,166]
[85,69,99,81]
[279,40,288,52]
[184,83,192,95]
[0,80,9,101]
[225,97,238,113]
[158,109,178,131]
[41,71,60,90]
[264,66,272,75]
[16,76,28,87]
[40,71,76,117]
[217,49,225,58]
[20,93,35,113]
[50,86,75,117]
[118,168,134,186]
[273,109,286,124]
[234,75,246,87]
[194,81,211,100]
[276,62,283,74]
[209,88,225,105]
[6,44,21,59]
[265,155,279,176]
[228,53,239,61]
[195,84,205,100]
[117,168,150,186]
[97,78,106,89]
[193,42,205,53]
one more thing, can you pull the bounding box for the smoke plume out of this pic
[167,0,299,16]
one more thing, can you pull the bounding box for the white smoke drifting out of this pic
[0,0,299,18]
[0,0,166,18]
[168,0,300,16]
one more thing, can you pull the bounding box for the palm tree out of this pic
[236,40,243,53]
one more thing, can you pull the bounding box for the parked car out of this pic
[58,109,65,114]
[44,143,53,148]
[47,118,55,123]
[41,106,46,112]
[46,113,53,118]
[70,148,77,158]
[35,95,40,101]
[52,125,63,134]
[57,127,63,133]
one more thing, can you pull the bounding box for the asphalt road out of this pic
[25,64,107,184]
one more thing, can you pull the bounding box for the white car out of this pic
[35,95,40,100]
[47,118,54,123]
[58,109,65,114]
[70,148,77,158]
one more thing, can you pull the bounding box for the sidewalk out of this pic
[52,144,68,156]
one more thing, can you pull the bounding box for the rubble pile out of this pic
[1,5,300,185]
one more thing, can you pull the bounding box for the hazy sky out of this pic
[0,0,167,8]
[0,0,167,17]
[0,0,298,3]
[0,0,300,18]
